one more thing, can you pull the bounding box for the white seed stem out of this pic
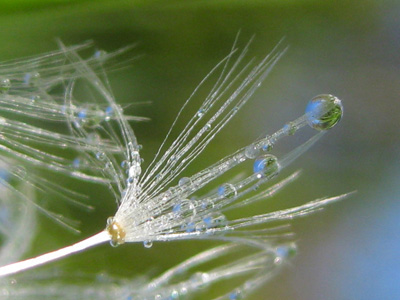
[0,231,110,277]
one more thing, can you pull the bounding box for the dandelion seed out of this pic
[0,37,347,296]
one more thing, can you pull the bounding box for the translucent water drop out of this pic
[245,144,260,159]
[96,152,106,161]
[262,141,273,152]
[283,122,297,135]
[190,272,209,288]
[0,168,10,183]
[24,72,40,86]
[274,243,297,264]
[168,155,177,163]
[104,106,113,121]
[213,214,227,228]
[305,94,343,131]
[203,216,213,229]
[72,157,81,169]
[197,108,205,118]
[200,199,214,210]
[30,95,41,103]
[229,289,243,300]
[93,49,107,60]
[218,183,237,198]
[143,240,153,248]
[185,222,195,233]
[180,287,188,295]
[0,78,11,93]
[121,160,130,169]
[277,243,297,258]
[170,290,179,299]
[178,176,191,187]
[172,203,182,214]
[131,150,140,161]
[253,154,280,177]
[204,123,212,131]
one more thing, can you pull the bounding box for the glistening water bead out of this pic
[305,94,343,131]
[253,154,279,178]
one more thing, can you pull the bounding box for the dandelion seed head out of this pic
[0,39,349,300]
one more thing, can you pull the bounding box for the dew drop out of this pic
[172,203,182,214]
[197,108,205,118]
[104,106,113,121]
[72,157,81,169]
[94,49,107,60]
[178,176,191,187]
[283,122,297,135]
[77,109,87,120]
[96,151,106,161]
[262,141,273,152]
[229,289,243,300]
[121,160,130,169]
[217,183,237,198]
[204,123,212,131]
[203,216,213,228]
[143,240,153,248]
[30,95,41,103]
[180,287,188,295]
[185,222,195,233]
[0,78,11,93]
[274,243,297,264]
[170,290,179,299]
[305,94,343,131]
[213,214,227,228]
[253,154,280,177]
[245,144,260,159]
[24,72,40,86]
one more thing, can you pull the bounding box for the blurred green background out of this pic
[0,0,399,299]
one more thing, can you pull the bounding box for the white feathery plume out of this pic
[0,161,297,299]
[0,37,347,289]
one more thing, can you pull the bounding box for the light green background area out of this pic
[0,1,399,299]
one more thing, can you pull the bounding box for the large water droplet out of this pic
[305,94,343,131]
[253,154,279,177]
